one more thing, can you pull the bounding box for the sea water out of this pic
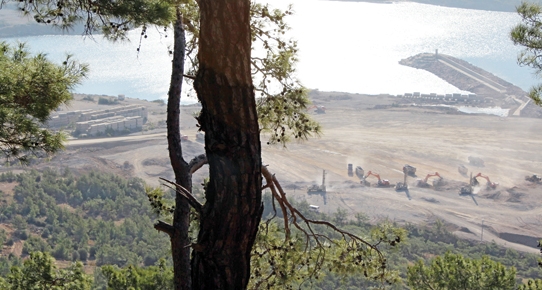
[2,0,537,101]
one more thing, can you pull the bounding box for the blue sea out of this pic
[2,0,537,101]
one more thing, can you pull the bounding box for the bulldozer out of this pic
[363,171,390,187]
[308,170,327,194]
[416,172,444,188]
[472,173,498,190]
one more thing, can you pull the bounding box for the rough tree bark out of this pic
[192,0,263,288]
[163,8,192,290]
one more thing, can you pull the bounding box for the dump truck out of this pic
[468,156,484,167]
[403,164,417,177]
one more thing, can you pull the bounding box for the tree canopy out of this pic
[407,251,517,290]
[0,251,92,289]
[511,1,542,106]
[0,41,87,163]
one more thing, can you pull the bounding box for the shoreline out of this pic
[330,0,521,12]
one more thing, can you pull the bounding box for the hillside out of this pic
[6,90,541,255]
[1,92,542,286]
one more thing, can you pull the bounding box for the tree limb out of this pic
[160,177,203,214]
[154,220,175,236]
[188,153,207,174]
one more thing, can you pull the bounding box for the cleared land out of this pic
[5,91,541,255]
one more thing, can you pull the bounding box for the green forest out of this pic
[0,169,540,289]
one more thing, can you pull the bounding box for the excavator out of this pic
[355,166,370,186]
[308,105,326,114]
[363,171,390,187]
[416,172,443,188]
[472,173,498,190]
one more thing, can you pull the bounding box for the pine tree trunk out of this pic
[192,0,263,288]
[166,10,192,290]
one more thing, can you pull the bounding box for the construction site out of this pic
[12,53,542,256]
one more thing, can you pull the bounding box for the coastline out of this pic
[328,0,521,12]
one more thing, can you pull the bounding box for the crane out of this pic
[363,171,390,187]
[416,172,443,188]
[473,173,498,190]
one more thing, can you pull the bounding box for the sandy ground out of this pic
[4,91,541,254]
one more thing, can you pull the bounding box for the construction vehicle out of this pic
[459,173,479,205]
[348,164,353,177]
[416,172,443,188]
[308,105,326,114]
[181,134,189,141]
[468,156,485,167]
[459,172,474,196]
[355,166,370,186]
[403,164,417,177]
[308,170,326,194]
[395,167,408,192]
[458,165,468,176]
[363,171,390,187]
[526,175,542,183]
[473,173,498,190]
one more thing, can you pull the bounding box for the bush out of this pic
[15,230,28,240]
[72,250,80,261]
[78,248,88,261]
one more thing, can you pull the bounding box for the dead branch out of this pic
[160,177,203,214]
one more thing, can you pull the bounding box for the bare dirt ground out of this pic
[4,91,541,254]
